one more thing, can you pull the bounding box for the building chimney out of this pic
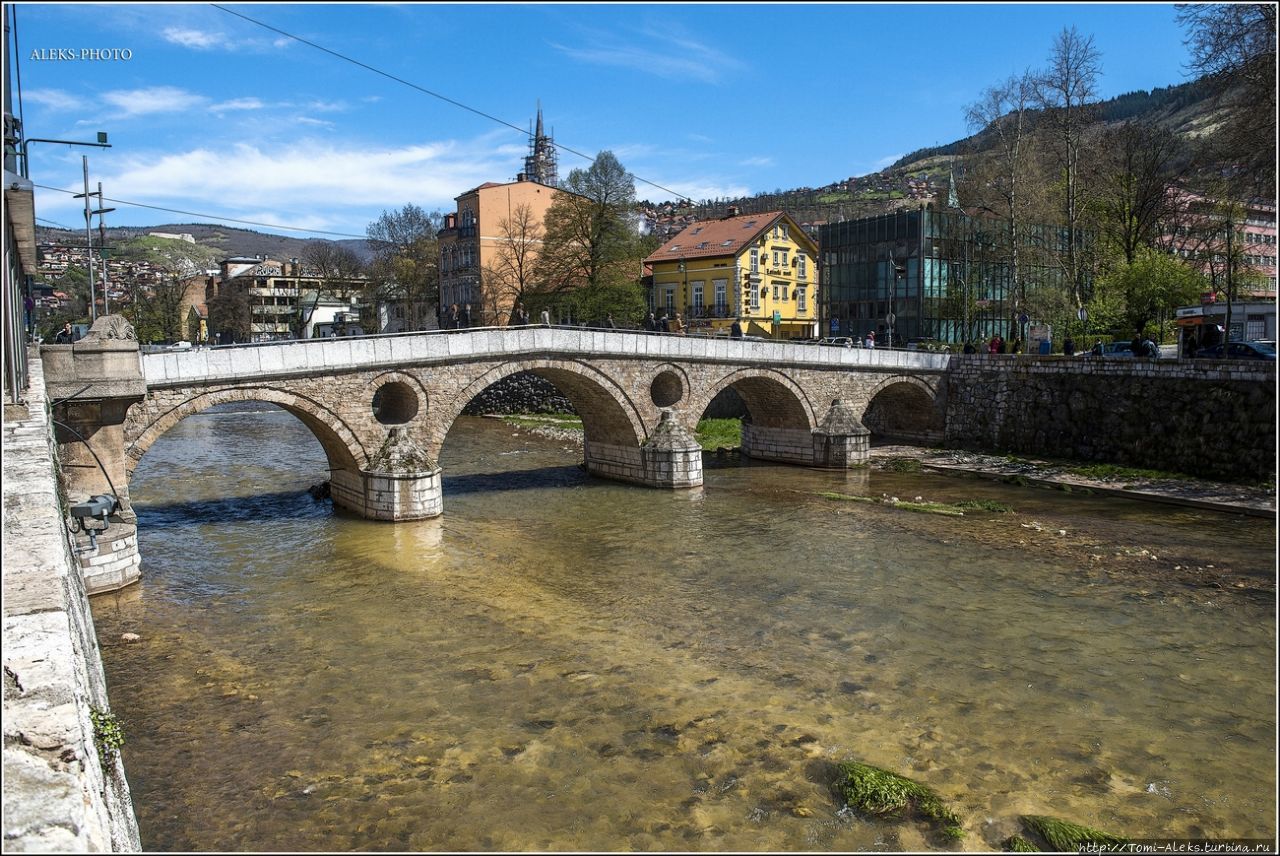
[726,205,740,218]
[445,213,457,230]
[516,172,527,182]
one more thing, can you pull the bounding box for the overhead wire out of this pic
[209,3,694,202]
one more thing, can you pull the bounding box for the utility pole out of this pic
[79,156,96,323]
[93,182,115,315]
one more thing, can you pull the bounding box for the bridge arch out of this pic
[862,375,945,442]
[426,358,648,458]
[124,386,369,482]
[689,367,817,430]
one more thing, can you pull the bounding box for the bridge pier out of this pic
[41,316,147,594]
[743,399,870,469]
[584,410,703,488]
[330,427,443,520]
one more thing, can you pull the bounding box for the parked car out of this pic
[1099,341,1136,358]
[817,336,855,348]
[1194,341,1277,361]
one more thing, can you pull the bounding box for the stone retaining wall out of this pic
[2,353,140,852]
[943,355,1276,482]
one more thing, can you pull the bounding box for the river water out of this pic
[91,404,1276,851]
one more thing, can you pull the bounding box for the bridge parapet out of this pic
[141,328,951,387]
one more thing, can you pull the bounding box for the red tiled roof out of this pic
[645,211,796,264]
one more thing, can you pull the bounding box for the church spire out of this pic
[523,101,558,187]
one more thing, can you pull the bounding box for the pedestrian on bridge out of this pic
[864,331,875,349]
[541,308,551,327]
[460,304,473,328]
[730,319,744,339]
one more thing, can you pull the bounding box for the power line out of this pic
[210,3,693,202]
[33,183,369,239]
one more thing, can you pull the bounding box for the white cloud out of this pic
[100,86,207,118]
[739,156,774,168]
[551,22,747,84]
[210,98,266,112]
[306,100,348,114]
[22,89,86,112]
[294,117,335,128]
[35,138,514,232]
[162,27,223,50]
[872,153,904,171]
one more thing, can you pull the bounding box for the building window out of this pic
[713,279,727,315]
[750,249,759,272]
[797,287,807,312]
[691,281,704,312]
[1247,314,1267,340]
[664,288,675,310]
[797,254,807,279]
[750,285,760,311]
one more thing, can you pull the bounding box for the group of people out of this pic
[442,303,474,329]
[644,312,687,334]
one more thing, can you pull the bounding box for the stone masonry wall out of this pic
[3,353,141,852]
[944,355,1276,482]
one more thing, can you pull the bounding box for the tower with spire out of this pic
[522,102,559,187]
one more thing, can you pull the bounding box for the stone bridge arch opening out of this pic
[125,388,367,488]
[862,378,944,444]
[691,370,817,467]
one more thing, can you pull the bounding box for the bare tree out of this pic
[480,203,543,324]
[1091,120,1187,265]
[1036,26,1102,310]
[366,205,443,331]
[295,241,367,337]
[1177,3,1277,195]
[964,69,1042,320]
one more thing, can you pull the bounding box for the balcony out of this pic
[250,286,299,298]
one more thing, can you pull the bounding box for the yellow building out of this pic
[644,209,819,339]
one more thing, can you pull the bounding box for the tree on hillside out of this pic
[366,204,443,331]
[479,203,545,325]
[1036,26,1102,310]
[1090,120,1188,265]
[534,151,649,324]
[1177,3,1277,195]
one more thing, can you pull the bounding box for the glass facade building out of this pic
[819,207,1079,346]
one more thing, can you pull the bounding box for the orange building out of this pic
[437,175,565,327]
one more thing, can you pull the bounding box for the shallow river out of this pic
[91,405,1276,851]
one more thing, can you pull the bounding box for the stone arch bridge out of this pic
[128,327,949,519]
[44,322,949,593]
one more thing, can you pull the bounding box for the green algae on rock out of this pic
[1020,814,1127,850]
[1002,833,1039,852]
[834,760,964,840]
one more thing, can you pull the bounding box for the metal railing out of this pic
[3,246,30,406]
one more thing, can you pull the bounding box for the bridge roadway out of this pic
[130,325,949,514]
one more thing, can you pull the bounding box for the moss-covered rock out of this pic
[1003,833,1039,852]
[834,760,964,840]
[1020,814,1126,850]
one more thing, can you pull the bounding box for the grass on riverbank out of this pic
[696,418,742,450]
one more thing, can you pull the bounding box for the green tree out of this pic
[366,204,442,331]
[534,151,649,324]
[1092,247,1207,338]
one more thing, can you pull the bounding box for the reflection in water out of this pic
[93,405,1276,851]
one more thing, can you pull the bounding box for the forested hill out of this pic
[640,77,1227,237]
[34,223,372,267]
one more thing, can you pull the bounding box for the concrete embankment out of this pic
[2,353,140,852]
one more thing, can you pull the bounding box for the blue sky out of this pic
[10,2,1196,239]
